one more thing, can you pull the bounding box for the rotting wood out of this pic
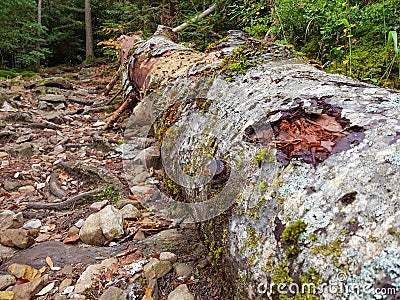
[102,3,218,130]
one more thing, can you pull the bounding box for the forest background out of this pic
[0,0,399,89]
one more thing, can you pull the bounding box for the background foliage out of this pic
[0,0,398,89]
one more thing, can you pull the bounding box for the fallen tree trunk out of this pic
[122,26,400,299]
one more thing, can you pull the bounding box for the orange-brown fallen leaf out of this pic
[119,251,143,265]
[271,113,346,165]
[63,233,80,244]
[46,257,54,269]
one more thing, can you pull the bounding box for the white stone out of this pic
[23,219,42,229]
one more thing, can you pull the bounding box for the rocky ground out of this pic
[0,62,230,300]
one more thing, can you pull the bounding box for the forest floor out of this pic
[0,61,230,300]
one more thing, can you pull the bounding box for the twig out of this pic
[102,100,131,130]
[104,65,124,96]
[172,3,216,32]
[27,188,103,210]
[105,89,123,105]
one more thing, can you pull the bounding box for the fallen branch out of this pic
[104,65,124,96]
[102,99,131,130]
[105,88,123,105]
[27,188,103,210]
[172,3,216,32]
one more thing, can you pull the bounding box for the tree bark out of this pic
[35,0,42,70]
[85,0,94,60]
[122,28,400,299]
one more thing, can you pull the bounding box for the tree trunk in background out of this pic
[35,0,42,70]
[121,27,400,299]
[85,0,94,60]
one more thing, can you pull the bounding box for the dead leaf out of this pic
[15,278,29,285]
[46,257,54,269]
[119,251,143,265]
[0,291,14,300]
[9,264,42,282]
[145,287,152,297]
[116,247,137,258]
[63,233,80,244]
[58,172,69,181]
[272,114,346,166]
[50,233,63,240]
[35,281,55,296]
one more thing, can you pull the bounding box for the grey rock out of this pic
[120,204,142,219]
[0,274,16,290]
[133,229,146,241]
[144,258,172,280]
[59,278,73,293]
[159,252,177,263]
[38,77,72,89]
[139,229,204,257]
[4,142,38,159]
[75,258,117,294]
[3,180,21,191]
[132,171,150,185]
[0,90,8,108]
[90,200,108,211]
[8,274,48,300]
[99,205,124,240]
[0,229,35,249]
[79,205,124,246]
[0,244,16,263]
[134,146,161,170]
[167,284,194,300]
[173,262,193,278]
[79,213,107,246]
[18,185,36,194]
[0,210,24,230]
[116,199,141,209]
[37,94,66,103]
[99,286,127,300]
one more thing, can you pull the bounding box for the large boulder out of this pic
[122,28,400,299]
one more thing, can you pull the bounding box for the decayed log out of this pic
[102,4,215,129]
[122,27,400,299]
